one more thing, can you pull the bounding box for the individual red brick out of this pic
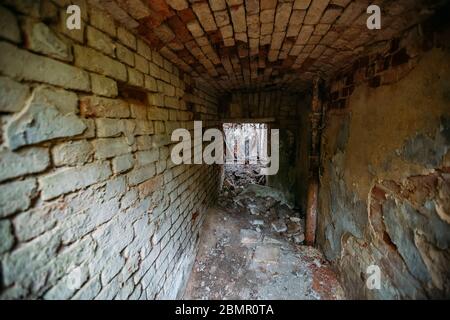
[153,23,176,43]
[281,55,296,68]
[177,8,196,23]
[321,7,343,24]
[166,0,189,11]
[304,0,330,25]
[208,30,223,45]
[139,28,164,49]
[245,0,259,15]
[178,48,197,64]
[167,15,193,42]
[229,5,247,33]
[148,0,172,17]
[140,14,164,28]
[192,2,218,32]
[261,0,277,10]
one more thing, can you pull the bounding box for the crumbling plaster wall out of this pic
[317,20,450,299]
[0,0,221,299]
[220,89,311,210]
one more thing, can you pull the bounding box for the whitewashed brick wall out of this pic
[0,0,221,299]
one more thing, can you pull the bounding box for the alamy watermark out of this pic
[366,265,381,290]
[64,4,382,31]
[367,5,382,30]
[170,121,279,175]
[66,5,81,30]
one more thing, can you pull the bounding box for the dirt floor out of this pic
[183,165,345,300]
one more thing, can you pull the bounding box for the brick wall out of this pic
[325,9,450,113]
[220,89,306,120]
[317,16,450,299]
[0,0,221,299]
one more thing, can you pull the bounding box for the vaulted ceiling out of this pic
[94,0,441,93]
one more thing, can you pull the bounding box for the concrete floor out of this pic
[183,203,345,300]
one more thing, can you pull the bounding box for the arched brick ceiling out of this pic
[93,0,441,93]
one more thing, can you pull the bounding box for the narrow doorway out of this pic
[222,123,268,188]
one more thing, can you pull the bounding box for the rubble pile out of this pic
[185,164,344,300]
[219,166,305,245]
[224,164,266,188]
[185,166,345,300]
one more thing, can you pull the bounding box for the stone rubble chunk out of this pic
[290,217,301,223]
[263,236,283,245]
[240,228,260,244]
[271,219,288,233]
[287,220,302,234]
[293,233,305,244]
[253,245,280,263]
[251,219,265,226]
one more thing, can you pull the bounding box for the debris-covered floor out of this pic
[183,165,345,300]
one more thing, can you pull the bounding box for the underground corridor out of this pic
[0,0,449,301]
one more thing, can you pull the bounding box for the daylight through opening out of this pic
[223,123,268,187]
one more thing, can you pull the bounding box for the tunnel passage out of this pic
[0,0,449,300]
